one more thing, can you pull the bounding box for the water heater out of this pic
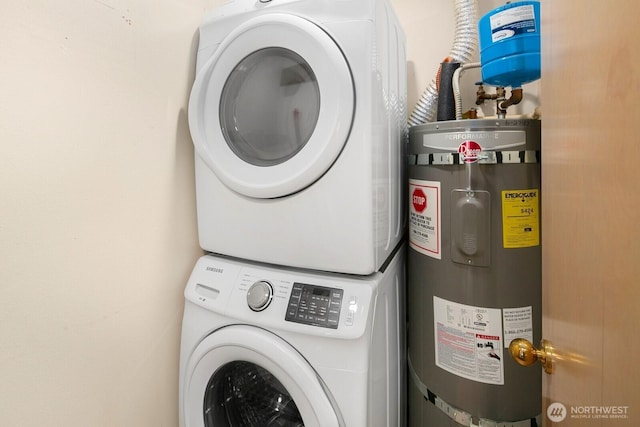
[407,118,541,426]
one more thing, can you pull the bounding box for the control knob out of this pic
[247,281,273,311]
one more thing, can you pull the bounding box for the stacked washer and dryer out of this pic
[178,1,408,426]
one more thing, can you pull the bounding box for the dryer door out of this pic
[189,13,354,199]
[183,325,342,427]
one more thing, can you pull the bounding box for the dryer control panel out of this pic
[285,283,343,329]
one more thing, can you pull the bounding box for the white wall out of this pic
[0,1,539,426]
[0,1,209,426]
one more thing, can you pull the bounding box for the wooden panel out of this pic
[541,0,640,425]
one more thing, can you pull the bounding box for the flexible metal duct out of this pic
[407,0,478,126]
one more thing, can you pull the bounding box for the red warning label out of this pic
[412,188,427,213]
[409,179,441,259]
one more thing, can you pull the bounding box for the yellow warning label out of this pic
[502,189,540,248]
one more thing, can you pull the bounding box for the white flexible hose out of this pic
[452,62,481,120]
[407,0,479,126]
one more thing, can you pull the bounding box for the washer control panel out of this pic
[285,283,343,329]
[185,254,378,339]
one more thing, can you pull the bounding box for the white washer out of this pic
[178,247,406,427]
[188,0,407,275]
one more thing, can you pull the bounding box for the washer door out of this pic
[189,13,354,199]
[183,326,341,427]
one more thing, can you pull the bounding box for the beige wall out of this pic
[0,1,208,425]
[0,1,538,426]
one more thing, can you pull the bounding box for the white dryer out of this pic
[188,0,407,275]
[178,247,406,427]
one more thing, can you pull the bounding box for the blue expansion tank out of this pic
[478,1,541,87]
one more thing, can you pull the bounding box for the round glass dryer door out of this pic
[219,47,320,168]
[189,14,354,199]
[183,326,340,427]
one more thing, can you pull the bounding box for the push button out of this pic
[345,296,357,326]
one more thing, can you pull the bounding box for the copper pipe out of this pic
[499,88,524,111]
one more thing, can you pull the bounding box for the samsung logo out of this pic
[205,266,224,274]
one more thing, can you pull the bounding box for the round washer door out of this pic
[183,325,341,427]
[189,13,354,199]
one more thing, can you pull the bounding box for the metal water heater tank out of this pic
[407,119,542,426]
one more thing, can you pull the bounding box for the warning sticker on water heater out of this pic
[502,189,540,248]
[503,306,533,348]
[434,297,504,385]
[409,179,441,259]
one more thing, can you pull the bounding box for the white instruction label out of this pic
[409,179,441,259]
[502,306,533,348]
[490,4,536,43]
[434,297,504,385]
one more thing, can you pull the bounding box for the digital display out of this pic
[313,288,330,297]
[285,283,343,329]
